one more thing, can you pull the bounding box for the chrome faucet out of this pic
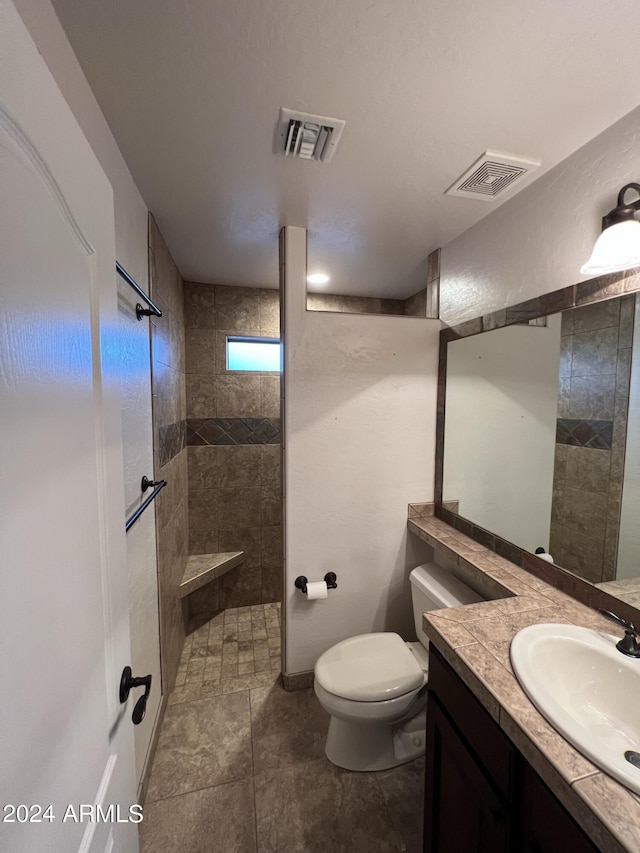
[600,610,640,658]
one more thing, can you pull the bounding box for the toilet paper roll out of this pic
[538,552,554,564]
[306,581,328,600]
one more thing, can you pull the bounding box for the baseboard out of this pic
[282,670,314,691]
[137,692,168,806]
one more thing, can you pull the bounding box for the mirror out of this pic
[442,291,640,606]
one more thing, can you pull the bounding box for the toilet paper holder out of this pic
[295,572,338,595]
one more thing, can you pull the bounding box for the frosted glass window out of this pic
[226,337,281,371]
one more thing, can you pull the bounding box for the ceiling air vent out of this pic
[446,151,541,201]
[277,108,346,164]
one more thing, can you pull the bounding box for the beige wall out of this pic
[282,227,438,675]
[149,214,189,691]
[440,105,640,325]
[184,283,283,614]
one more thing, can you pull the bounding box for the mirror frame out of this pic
[435,266,640,625]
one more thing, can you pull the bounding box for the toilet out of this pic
[313,562,483,771]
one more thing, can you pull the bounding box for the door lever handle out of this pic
[119,666,152,725]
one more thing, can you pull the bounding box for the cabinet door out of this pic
[424,697,510,853]
[519,763,599,853]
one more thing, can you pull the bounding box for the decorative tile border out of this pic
[434,264,640,606]
[187,417,281,446]
[158,420,187,468]
[556,418,613,450]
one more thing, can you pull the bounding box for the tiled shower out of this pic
[148,213,283,694]
[550,295,635,582]
[184,282,283,613]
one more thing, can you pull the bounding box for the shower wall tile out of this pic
[158,420,187,468]
[262,526,283,569]
[184,282,216,329]
[558,335,573,377]
[549,523,605,583]
[219,565,262,610]
[571,298,620,334]
[216,375,261,418]
[568,374,615,420]
[188,446,218,490]
[261,564,282,604]
[564,446,610,495]
[306,292,405,315]
[187,417,280,446]
[188,489,218,532]
[186,374,218,419]
[550,295,635,585]
[153,360,183,430]
[216,487,262,530]
[189,529,219,556]
[216,446,262,488]
[427,247,440,283]
[184,282,283,610]
[214,285,262,332]
[149,219,184,322]
[260,376,281,419]
[185,328,217,374]
[616,348,632,397]
[404,287,427,317]
[150,214,189,692]
[570,327,619,377]
[619,295,635,347]
[218,528,263,568]
[556,419,613,450]
[553,444,567,481]
[260,446,282,488]
[260,290,281,337]
[561,487,608,541]
[261,487,282,527]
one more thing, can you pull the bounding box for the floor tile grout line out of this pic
[248,685,260,853]
[145,771,256,806]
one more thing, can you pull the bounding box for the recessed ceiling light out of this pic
[307,273,330,285]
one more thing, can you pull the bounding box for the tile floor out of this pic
[140,603,424,852]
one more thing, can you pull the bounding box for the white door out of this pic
[0,2,138,852]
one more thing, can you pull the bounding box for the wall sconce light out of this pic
[581,183,640,275]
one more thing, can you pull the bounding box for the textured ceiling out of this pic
[51,0,640,298]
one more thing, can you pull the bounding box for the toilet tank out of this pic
[410,562,483,648]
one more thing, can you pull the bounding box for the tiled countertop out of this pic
[408,507,640,853]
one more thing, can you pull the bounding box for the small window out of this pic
[226,336,282,371]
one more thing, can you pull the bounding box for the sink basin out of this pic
[510,623,640,795]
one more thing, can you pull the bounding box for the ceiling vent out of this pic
[277,108,346,163]
[445,151,541,201]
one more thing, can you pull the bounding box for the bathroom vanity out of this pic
[408,507,640,853]
[425,646,597,852]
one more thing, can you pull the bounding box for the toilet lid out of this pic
[315,633,424,701]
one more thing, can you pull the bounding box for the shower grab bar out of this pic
[116,261,163,321]
[125,478,167,532]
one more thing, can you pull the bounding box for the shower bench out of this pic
[179,551,245,598]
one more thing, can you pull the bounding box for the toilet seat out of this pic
[315,632,424,701]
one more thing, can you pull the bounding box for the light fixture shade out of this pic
[580,220,640,275]
[307,273,330,285]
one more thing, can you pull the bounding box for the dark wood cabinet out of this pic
[424,648,599,853]
[424,697,510,853]
[519,762,598,853]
